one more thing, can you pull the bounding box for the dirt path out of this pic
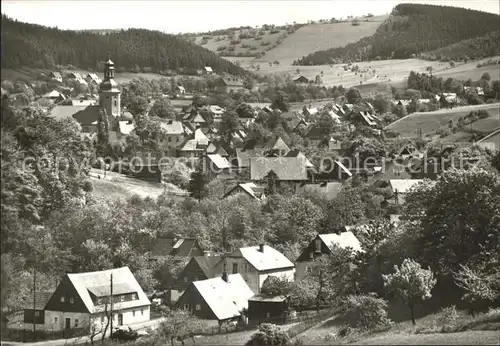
[352,330,500,345]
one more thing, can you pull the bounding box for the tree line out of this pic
[294,4,500,65]
[1,15,246,75]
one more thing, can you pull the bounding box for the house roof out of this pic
[191,274,254,321]
[151,236,202,257]
[175,85,186,92]
[300,182,343,200]
[388,179,424,193]
[66,267,150,313]
[207,154,231,170]
[192,256,222,278]
[360,111,377,126]
[50,72,62,78]
[70,99,96,106]
[249,295,288,302]
[118,121,134,135]
[50,105,88,121]
[71,106,103,126]
[208,105,225,115]
[43,90,61,98]
[193,114,206,124]
[318,231,362,253]
[23,292,54,310]
[285,150,314,168]
[304,107,318,116]
[294,75,309,82]
[264,137,290,153]
[221,78,244,87]
[232,245,294,272]
[160,120,184,135]
[204,66,213,72]
[180,139,206,152]
[224,182,266,200]
[250,157,308,181]
[304,124,324,140]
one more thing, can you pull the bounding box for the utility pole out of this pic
[109,273,113,337]
[33,263,36,341]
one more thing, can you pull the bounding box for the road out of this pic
[352,330,500,345]
[1,318,166,346]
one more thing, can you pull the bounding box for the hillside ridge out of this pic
[1,15,246,75]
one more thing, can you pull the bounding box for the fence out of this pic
[1,327,87,342]
[287,308,338,338]
[198,308,336,336]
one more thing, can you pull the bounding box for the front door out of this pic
[65,318,71,329]
[118,313,123,326]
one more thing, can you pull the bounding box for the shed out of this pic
[248,295,290,324]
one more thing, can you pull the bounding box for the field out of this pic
[296,309,500,345]
[385,103,500,139]
[258,16,387,66]
[89,169,187,201]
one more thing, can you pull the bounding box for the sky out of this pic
[2,0,499,34]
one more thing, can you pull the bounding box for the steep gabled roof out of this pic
[192,256,222,278]
[66,267,150,313]
[191,274,254,321]
[264,137,290,153]
[318,232,363,253]
[23,292,54,310]
[152,236,203,257]
[223,182,266,200]
[231,245,294,272]
[285,149,315,168]
[207,154,231,170]
[250,157,308,181]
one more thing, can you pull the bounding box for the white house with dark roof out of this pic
[159,120,185,154]
[43,267,150,332]
[212,245,295,294]
[295,232,362,280]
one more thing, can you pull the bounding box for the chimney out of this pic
[259,244,264,253]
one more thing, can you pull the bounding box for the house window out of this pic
[266,312,271,318]
[114,99,117,107]
[134,293,139,300]
[176,137,180,143]
[168,137,172,142]
[120,295,125,302]
[75,319,79,327]
[133,310,136,317]
[54,317,59,324]
[315,238,321,253]
[232,263,238,274]
[309,252,314,259]
[141,309,144,316]
[195,304,201,311]
[35,311,40,317]
[70,297,74,304]
[184,277,188,282]
[113,314,116,320]
[60,296,65,303]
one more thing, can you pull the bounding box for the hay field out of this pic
[385,103,500,139]
[259,16,387,66]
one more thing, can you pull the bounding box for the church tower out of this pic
[99,57,121,118]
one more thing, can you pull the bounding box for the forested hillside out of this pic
[1,16,246,75]
[421,31,500,61]
[295,4,500,65]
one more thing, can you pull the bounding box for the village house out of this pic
[206,141,229,158]
[295,232,362,280]
[159,120,185,155]
[203,66,214,75]
[250,157,309,188]
[304,125,327,147]
[293,75,309,84]
[394,142,423,159]
[43,267,150,332]
[222,182,266,201]
[302,106,318,121]
[436,93,458,108]
[281,112,307,133]
[217,77,245,93]
[296,181,343,201]
[42,90,66,103]
[49,71,63,83]
[20,292,54,331]
[86,73,102,86]
[167,255,222,305]
[247,294,290,324]
[174,85,186,95]
[388,179,424,205]
[179,128,210,158]
[206,105,225,123]
[212,245,295,294]
[319,136,342,153]
[358,111,379,127]
[203,153,232,180]
[332,103,345,116]
[151,235,204,258]
[176,274,254,324]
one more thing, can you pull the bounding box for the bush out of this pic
[246,324,290,345]
[437,305,459,326]
[339,294,391,330]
